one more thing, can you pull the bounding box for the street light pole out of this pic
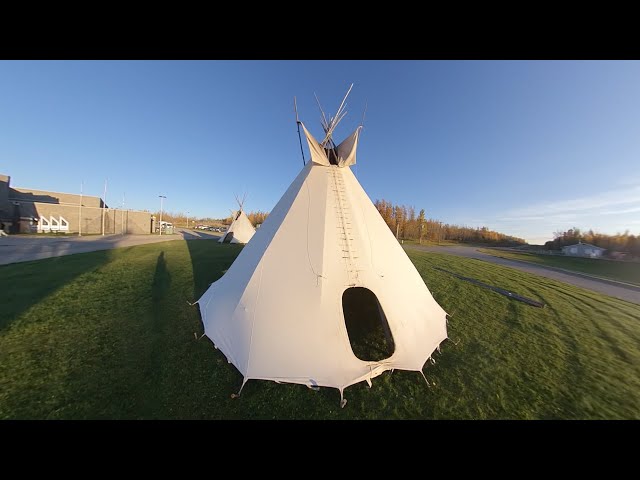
[78,181,83,237]
[158,195,166,235]
[101,179,108,236]
[186,211,190,229]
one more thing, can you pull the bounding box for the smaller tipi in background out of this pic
[219,195,256,244]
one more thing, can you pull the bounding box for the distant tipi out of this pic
[197,87,447,405]
[218,195,256,244]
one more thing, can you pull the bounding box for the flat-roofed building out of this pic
[1,173,153,235]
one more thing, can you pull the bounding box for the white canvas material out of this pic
[218,209,255,244]
[198,123,447,394]
[300,123,361,167]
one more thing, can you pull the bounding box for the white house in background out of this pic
[561,242,606,258]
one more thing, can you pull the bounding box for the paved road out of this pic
[0,229,221,266]
[406,245,640,305]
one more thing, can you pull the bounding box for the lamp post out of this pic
[158,195,166,235]
[186,211,190,229]
[78,181,83,237]
[101,179,108,236]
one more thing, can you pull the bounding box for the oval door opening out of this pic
[342,287,395,361]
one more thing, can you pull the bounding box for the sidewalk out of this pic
[0,229,220,266]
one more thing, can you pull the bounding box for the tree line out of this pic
[373,199,526,246]
[545,228,640,256]
[245,211,269,226]
[154,200,526,247]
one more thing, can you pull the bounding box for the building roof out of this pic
[562,242,606,250]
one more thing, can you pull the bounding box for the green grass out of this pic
[1,241,639,419]
[478,248,640,286]
[401,238,460,246]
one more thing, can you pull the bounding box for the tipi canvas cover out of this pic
[198,98,447,401]
[219,209,255,244]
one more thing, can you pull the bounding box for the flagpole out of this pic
[78,181,83,237]
[121,192,125,235]
[101,179,108,236]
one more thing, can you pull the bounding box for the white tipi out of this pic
[197,89,447,404]
[218,196,256,244]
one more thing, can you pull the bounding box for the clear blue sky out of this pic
[1,60,639,244]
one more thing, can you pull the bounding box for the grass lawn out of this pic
[401,238,460,247]
[478,249,640,286]
[1,241,639,419]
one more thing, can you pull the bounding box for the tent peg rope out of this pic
[231,379,248,399]
[339,389,347,409]
[446,336,460,346]
[420,371,431,387]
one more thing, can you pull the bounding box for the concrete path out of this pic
[406,245,640,305]
[0,229,221,266]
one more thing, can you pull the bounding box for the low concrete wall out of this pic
[15,202,152,234]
